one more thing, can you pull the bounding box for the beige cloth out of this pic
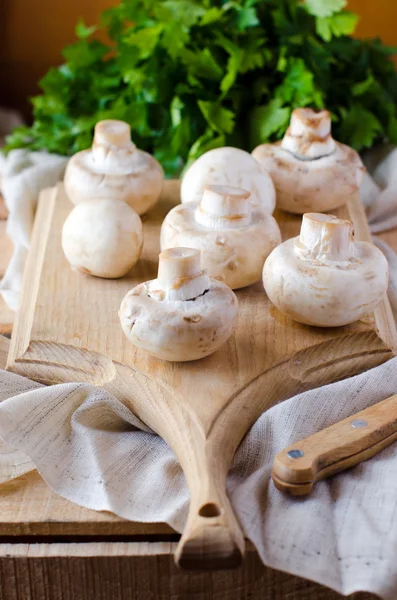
[0,149,67,310]
[0,145,397,598]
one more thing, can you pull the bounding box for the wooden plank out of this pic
[0,219,14,335]
[0,335,9,369]
[0,470,173,537]
[6,181,397,569]
[0,196,7,220]
[0,541,377,600]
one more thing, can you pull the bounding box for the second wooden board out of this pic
[7,182,397,570]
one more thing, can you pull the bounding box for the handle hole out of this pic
[198,503,222,518]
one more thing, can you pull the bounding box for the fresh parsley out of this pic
[5,0,397,177]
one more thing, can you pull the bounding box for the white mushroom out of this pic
[181,147,276,213]
[252,108,365,214]
[263,213,389,327]
[161,185,281,290]
[62,199,143,279]
[64,120,164,215]
[119,247,238,361]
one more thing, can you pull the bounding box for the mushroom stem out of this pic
[92,120,136,170]
[195,185,251,229]
[281,108,336,160]
[289,109,331,138]
[155,248,210,301]
[296,213,355,262]
[94,120,133,148]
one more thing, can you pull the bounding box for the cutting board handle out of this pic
[175,472,244,570]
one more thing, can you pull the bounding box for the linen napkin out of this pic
[1,348,397,598]
[1,145,397,598]
[0,149,67,310]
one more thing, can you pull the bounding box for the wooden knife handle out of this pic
[272,393,397,496]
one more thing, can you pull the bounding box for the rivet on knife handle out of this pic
[272,393,397,496]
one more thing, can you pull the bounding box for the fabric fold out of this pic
[1,360,397,597]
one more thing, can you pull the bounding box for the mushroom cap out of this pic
[252,140,365,214]
[263,236,389,327]
[62,198,143,279]
[180,147,276,214]
[119,278,238,362]
[64,120,164,215]
[160,200,281,289]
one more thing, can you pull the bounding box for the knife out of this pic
[272,393,397,496]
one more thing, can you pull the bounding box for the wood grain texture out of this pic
[273,392,397,495]
[0,219,14,335]
[0,541,377,600]
[0,197,7,220]
[0,335,9,369]
[6,181,397,570]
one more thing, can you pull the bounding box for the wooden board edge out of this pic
[6,186,59,371]
[0,540,262,558]
[0,196,7,220]
[0,323,12,337]
[348,192,397,354]
[0,335,9,370]
[0,542,376,600]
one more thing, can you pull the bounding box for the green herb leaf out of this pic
[182,48,223,81]
[304,0,346,18]
[170,96,184,127]
[200,6,223,26]
[352,74,376,96]
[124,25,164,59]
[154,0,205,28]
[235,6,259,31]
[197,101,235,134]
[250,98,290,147]
[275,58,323,108]
[75,19,97,40]
[5,0,397,177]
[62,39,108,69]
[187,129,226,164]
[339,106,383,149]
[316,11,358,41]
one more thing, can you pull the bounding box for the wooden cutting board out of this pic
[0,217,14,334]
[6,182,397,570]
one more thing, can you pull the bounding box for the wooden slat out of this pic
[0,471,173,537]
[0,220,14,335]
[0,541,377,600]
[0,335,9,369]
[0,196,7,220]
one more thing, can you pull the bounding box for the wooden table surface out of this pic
[0,195,394,599]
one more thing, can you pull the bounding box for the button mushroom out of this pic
[119,247,238,361]
[160,184,281,290]
[181,147,276,214]
[64,120,164,215]
[263,213,389,327]
[252,108,365,214]
[62,198,143,279]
